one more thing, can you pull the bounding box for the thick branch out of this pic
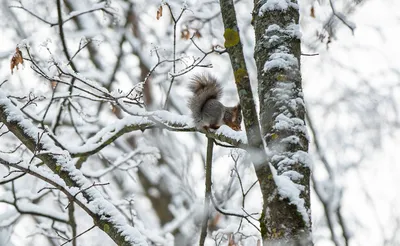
[218,1,279,242]
[199,137,213,246]
[68,113,247,158]
[0,90,147,246]
[219,0,263,149]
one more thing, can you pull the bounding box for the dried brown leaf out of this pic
[194,30,202,38]
[181,29,190,40]
[10,47,24,74]
[310,6,315,18]
[156,5,163,20]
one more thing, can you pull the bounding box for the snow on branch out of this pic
[0,87,247,244]
[68,110,247,157]
[0,90,148,246]
[68,115,154,157]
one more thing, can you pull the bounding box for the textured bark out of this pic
[253,0,311,244]
[218,1,315,244]
[219,0,263,148]
[218,3,286,243]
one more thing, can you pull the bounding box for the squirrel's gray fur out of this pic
[188,74,242,130]
[188,74,225,128]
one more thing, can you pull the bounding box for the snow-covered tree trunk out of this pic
[253,0,312,244]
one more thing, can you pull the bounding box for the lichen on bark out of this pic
[253,0,312,244]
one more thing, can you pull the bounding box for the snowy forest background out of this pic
[0,0,399,245]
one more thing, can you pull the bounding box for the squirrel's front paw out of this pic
[202,124,220,131]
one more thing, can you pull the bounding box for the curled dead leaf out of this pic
[10,47,24,74]
[181,29,190,40]
[310,6,315,18]
[156,5,163,20]
[194,30,202,38]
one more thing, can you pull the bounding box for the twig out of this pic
[0,80,7,87]
[9,5,54,25]
[301,53,319,56]
[2,170,24,181]
[163,3,188,109]
[60,225,96,246]
[67,38,91,66]
[199,137,214,246]
[210,193,260,233]
[329,0,355,34]
[4,180,69,224]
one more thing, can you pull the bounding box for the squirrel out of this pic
[188,74,242,131]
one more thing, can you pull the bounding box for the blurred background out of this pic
[0,0,399,245]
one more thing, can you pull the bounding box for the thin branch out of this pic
[337,205,350,246]
[67,38,91,66]
[60,224,96,246]
[56,0,75,71]
[311,175,340,246]
[10,2,109,27]
[9,5,54,25]
[199,137,214,246]
[301,53,319,56]
[210,192,260,233]
[68,201,77,246]
[163,3,188,109]
[0,180,69,224]
[329,0,356,34]
[0,172,26,185]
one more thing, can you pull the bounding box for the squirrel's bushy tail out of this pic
[188,74,223,124]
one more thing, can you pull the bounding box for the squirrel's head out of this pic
[226,104,242,131]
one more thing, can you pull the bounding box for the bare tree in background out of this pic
[303,0,400,246]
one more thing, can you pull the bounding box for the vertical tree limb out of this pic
[218,0,280,242]
[68,201,77,246]
[219,0,263,148]
[199,137,214,246]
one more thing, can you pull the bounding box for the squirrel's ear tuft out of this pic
[233,104,241,113]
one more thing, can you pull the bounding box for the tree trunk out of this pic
[253,1,312,244]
